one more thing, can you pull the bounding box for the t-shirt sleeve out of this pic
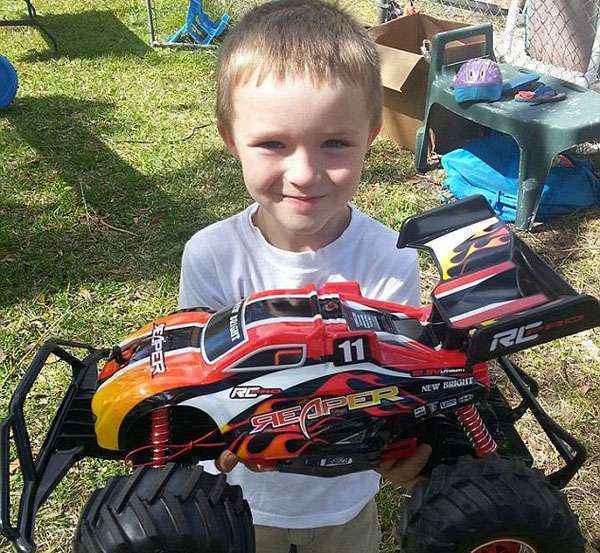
[178,240,227,311]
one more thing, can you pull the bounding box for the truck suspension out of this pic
[455,404,498,457]
[150,407,171,467]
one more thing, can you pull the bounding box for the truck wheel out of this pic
[397,456,585,553]
[72,463,254,553]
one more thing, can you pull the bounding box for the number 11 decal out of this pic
[334,336,370,365]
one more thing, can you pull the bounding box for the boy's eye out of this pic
[257,141,285,150]
[323,139,349,148]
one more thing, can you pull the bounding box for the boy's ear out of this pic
[218,122,238,157]
[367,124,382,146]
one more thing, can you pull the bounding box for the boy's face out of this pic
[219,75,380,251]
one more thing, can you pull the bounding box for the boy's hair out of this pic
[216,0,382,131]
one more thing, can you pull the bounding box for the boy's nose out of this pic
[285,149,320,188]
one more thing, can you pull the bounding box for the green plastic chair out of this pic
[414,23,600,229]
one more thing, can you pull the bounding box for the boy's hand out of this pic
[215,450,272,473]
[376,443,431,490]
[216,444,431,485]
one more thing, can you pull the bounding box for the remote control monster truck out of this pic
[1,196,598,553]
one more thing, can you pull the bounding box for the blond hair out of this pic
[216,0,382,131]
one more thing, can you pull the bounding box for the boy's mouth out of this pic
[283,195,325,204]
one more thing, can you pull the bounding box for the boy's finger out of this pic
[376,460,395,473]
[215,450,239,473]
[404,474,427,492]
[247,462,272,473]
[410,443,432,472]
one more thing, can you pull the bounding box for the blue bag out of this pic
[442,133,600,222]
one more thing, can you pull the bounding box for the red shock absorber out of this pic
[455,404,497,458]
[150,407,171,467]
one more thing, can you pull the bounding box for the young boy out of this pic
[179,1,431,551]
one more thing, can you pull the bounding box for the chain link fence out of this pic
[404,0,600,89]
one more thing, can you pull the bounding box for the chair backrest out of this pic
[500,0,600,87]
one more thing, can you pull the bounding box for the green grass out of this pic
[1,0,599,551]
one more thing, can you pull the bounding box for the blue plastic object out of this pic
[168,0,229,46]
[442,133,600,222]
[0,55,18,109]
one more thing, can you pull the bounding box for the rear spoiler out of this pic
[397,196,600,363]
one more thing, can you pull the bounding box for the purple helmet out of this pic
[453,58,503,102]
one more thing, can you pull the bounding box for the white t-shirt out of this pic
[179,203,420,529]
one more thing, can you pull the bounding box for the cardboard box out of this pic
[368,14,485,153]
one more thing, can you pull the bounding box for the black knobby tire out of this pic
[72,463,254,553]
[398,456,585,553]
